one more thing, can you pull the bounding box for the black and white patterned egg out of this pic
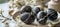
[20,5,32,14]
[45,8,58,21]
[37,11,47,25]
[20,12,35,24]
[32,7,41,16]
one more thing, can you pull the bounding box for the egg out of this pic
[20,12,35,25]
[45,9,58,21]
[37,11,47,25]
[32,6,41,16]
[20,5,32,14]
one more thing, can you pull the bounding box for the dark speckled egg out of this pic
[32,7,41,16]
[20,5,32,14]
[37,11,47,25]
[20,12,35,25]
[46,8,58,21]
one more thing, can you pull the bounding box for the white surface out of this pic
[0,3,9,17]
[0,3,16,27]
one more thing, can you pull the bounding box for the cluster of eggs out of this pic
[19,5,58,25]
[8,0,60,26]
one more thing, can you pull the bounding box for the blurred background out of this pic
[0,0,10,4]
